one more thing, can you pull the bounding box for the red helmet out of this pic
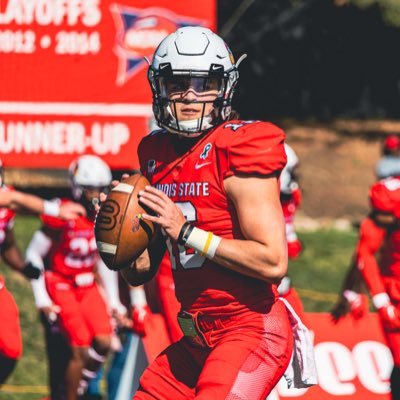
[384,135,400,151]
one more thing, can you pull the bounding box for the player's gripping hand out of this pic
[131,305,151,336]
[138,186,186,242]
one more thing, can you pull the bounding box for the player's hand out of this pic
[94,174,130,213]
[59,201,86,219]
[138,186,186,241]
[378,303,400,331]
[110,302,128,327]
[131,305,151,336]
[40,304,61,323]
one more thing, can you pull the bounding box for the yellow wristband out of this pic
[185,227,221,259]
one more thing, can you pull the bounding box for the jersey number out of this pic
[65,237,97,269]
[165,202,206,270]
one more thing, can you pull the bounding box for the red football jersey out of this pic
[367,177,400,278]
[41,200,98,278]
[138,120,287,315]
[370,176,400,218]
[0,186,15,250]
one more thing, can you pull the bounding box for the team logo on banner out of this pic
[110,5,206,85]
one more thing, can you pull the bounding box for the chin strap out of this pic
[165,105,214,137]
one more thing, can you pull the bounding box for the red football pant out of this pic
[0,279,22,359]
[45,272,112,346]
[134,300,293,400]
[382,278,400,366]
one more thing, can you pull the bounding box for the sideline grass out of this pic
[0,217,358,399]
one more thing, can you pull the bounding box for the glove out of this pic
[378,304,400,331]
[21,262,42,280]
[131,305,151,336]
[372,292,400,331]
[287,239,302,259]
[343,290,368,320]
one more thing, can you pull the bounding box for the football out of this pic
[94,173,157,271]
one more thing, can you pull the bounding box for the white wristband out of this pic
[185,227,222,259]
[372,292,390,309]
[43,200,60,217]
[343,290,359,303]
[129,286,147,308]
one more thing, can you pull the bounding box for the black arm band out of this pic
[22,262,42,280]
[177,222,192,246]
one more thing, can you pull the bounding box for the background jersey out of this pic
[0,186,15,251]
[41,199,98,278]
[138,120,286,315]
[368,177,400,278]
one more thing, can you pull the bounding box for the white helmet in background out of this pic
[68,155,112,200]
[280,144,299,194]
[148,26,246,137]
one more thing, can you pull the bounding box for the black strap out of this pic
[177,222,192,246]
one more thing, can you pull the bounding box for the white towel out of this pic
[279,297,318,389]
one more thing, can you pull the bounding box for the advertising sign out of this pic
[0,0,216,169]
[270,313,392,400]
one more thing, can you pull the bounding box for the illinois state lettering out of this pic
[155,182,210,198]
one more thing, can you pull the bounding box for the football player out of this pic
[277,143,307,321]
[26,155,125,400]
[119,27,295,399]
[354,176,400,399]
[0,157,86,385]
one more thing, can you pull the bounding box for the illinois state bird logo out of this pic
[110,5,206,86]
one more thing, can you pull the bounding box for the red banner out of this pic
[270,313,393,399]
[0,0,216,169]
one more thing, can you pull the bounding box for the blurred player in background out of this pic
[0,159,84,385]
[120,26,296,399]
[333,176,400,399]
[26,155,125,400]
[277,143,307,321]
[376,135,400,180]
[357,176,400,399]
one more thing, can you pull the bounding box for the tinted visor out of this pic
[159,76,223,98]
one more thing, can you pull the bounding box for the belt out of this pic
[177,311,236,348]
[177,311,209,348]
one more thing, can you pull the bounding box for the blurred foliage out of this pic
[217,0,400,120]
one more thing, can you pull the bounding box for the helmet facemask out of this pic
[149,63,239,137]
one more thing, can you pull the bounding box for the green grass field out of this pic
[0,216,359,399]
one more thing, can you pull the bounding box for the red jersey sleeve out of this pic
[216,121,287,179]
[40,199,68,231]
[356,217,387,296]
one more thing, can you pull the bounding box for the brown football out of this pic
[94,173,157,271]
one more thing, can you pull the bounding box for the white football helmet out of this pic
[68,155,112,200]
[148,26,246,137]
